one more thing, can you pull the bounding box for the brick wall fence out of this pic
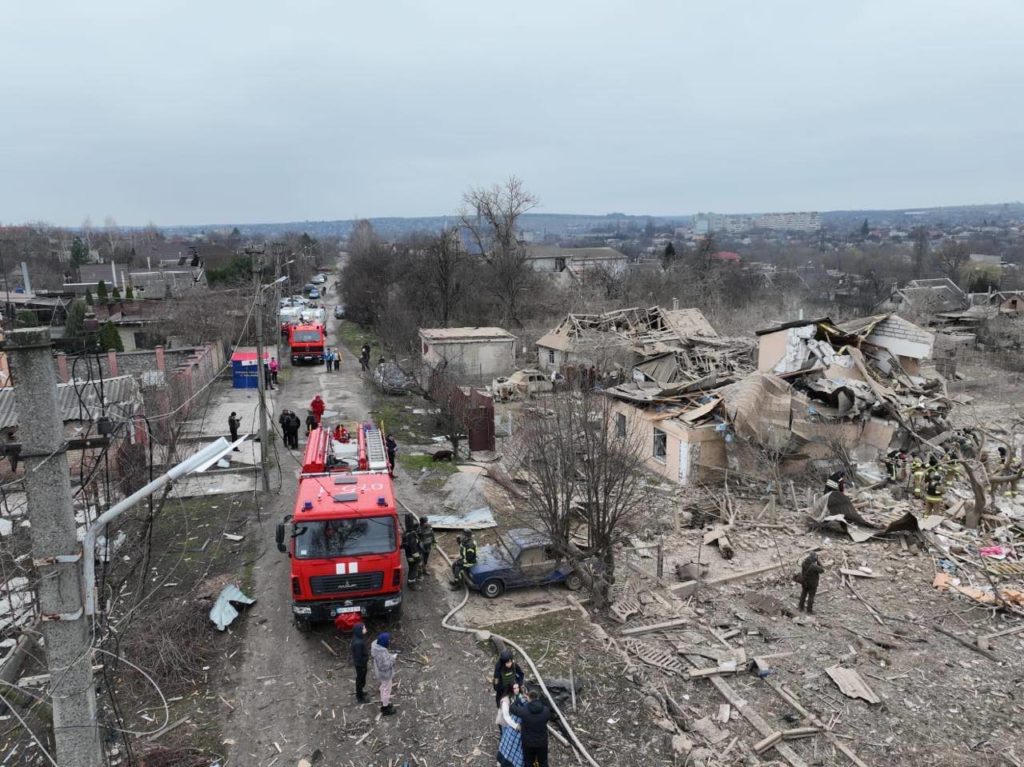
[57,343,227,442]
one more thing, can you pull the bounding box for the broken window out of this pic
[615,413,626,438]
[653,427,667,460]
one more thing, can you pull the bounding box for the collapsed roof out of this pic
[538,306,753,388]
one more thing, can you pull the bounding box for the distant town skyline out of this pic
[2,1,1023,227]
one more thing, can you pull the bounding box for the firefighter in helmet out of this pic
[451,529,477,589]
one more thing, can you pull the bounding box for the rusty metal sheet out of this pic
[825,666,881,705]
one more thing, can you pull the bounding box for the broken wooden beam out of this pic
[977,622,1024,651]
[754,731,783,755]
[782,726,820,740]
[932,624,1000,662]
[619,618,689,637]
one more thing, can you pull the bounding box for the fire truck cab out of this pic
[277,423,402,630]
[288,323,326,365]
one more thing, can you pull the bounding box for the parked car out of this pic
[373,361,411,395]
[308,287,320,299]
[491,369,554,401]
[312,273,327,284]
[466,528,586,598]
[302,283,317,296]
[333,304,345,319]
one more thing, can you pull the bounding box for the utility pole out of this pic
[248,246,271,492]
[6,328,103,766]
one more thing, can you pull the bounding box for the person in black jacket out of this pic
[350,623,369,703]
[511,690,551,767]
[797,551,825,614]
[492,649,525,707]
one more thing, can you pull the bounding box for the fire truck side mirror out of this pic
[275,523,287,553]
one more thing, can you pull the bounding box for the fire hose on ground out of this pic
[397,499,602,767]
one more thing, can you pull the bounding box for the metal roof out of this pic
[419,327,515,342]
[0,375,142,429]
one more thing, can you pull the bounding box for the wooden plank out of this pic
[977,622,1024,651]
[763,679,871,767]
[682,652,808,767]
[619,618,689,637]
[825,666,881,705]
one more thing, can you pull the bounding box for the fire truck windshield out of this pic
[292,330,322,343]
[293,517,396,559]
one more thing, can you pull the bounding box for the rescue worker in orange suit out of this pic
[310,394,326,425]
[797,551,825,614]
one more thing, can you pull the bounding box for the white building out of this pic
[419,327,517,380]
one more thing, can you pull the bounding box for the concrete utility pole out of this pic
[6,328,103,766]
[249,247,271,492]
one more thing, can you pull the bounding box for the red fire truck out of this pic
[277,422,403,630]
[288,323,326,365]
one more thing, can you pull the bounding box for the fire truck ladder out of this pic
[359,424,390,472]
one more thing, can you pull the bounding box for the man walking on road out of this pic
[511,690,551,767]
[228,411,241,450]
[350,623,369,704]
[371,632,398,716]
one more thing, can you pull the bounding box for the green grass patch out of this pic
[399,452,459,475]
[335,319,380,355]
[371,400,437,443]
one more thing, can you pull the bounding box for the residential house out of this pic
[875,278,967,315]
[419,327,517,380]
[524,245,627,280]
[608,395,725,486]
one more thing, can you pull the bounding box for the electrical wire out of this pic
[91,647,170,737]
[0,689,59,767]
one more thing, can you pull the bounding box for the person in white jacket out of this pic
[371,632,398,716]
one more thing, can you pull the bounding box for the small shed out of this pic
[419,327,516,381]
[231,348,270,389]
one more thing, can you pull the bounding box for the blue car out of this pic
[309,287,320,299]
[467,528,585,598]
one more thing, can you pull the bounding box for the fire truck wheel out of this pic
[481,579,504,599]
[565,572,584,591]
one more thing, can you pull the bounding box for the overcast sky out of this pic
[2,1,1022,226]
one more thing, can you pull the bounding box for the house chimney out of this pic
[107,349,119,377]
[20,262,31,294]
[155,345,165,371]
[56,352,69,383]
[672,297,679,311]
[147,256,151,270]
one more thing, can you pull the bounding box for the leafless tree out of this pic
[936,240,970,283]
[510,390,649,604]
[461,176,538,328]
[427,367,473,460]
[419,227,472,327]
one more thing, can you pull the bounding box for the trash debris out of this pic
[825,666,881,705]
[209,584,256,631]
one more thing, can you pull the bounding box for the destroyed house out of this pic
[535,305,750,386]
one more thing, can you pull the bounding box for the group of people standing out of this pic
[349,624,398,715]
[492,650,553,767]
[348,626,553,766]
[324,348,341,372]
[401,515,435,587]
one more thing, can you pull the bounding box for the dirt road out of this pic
[221,274,497,766]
